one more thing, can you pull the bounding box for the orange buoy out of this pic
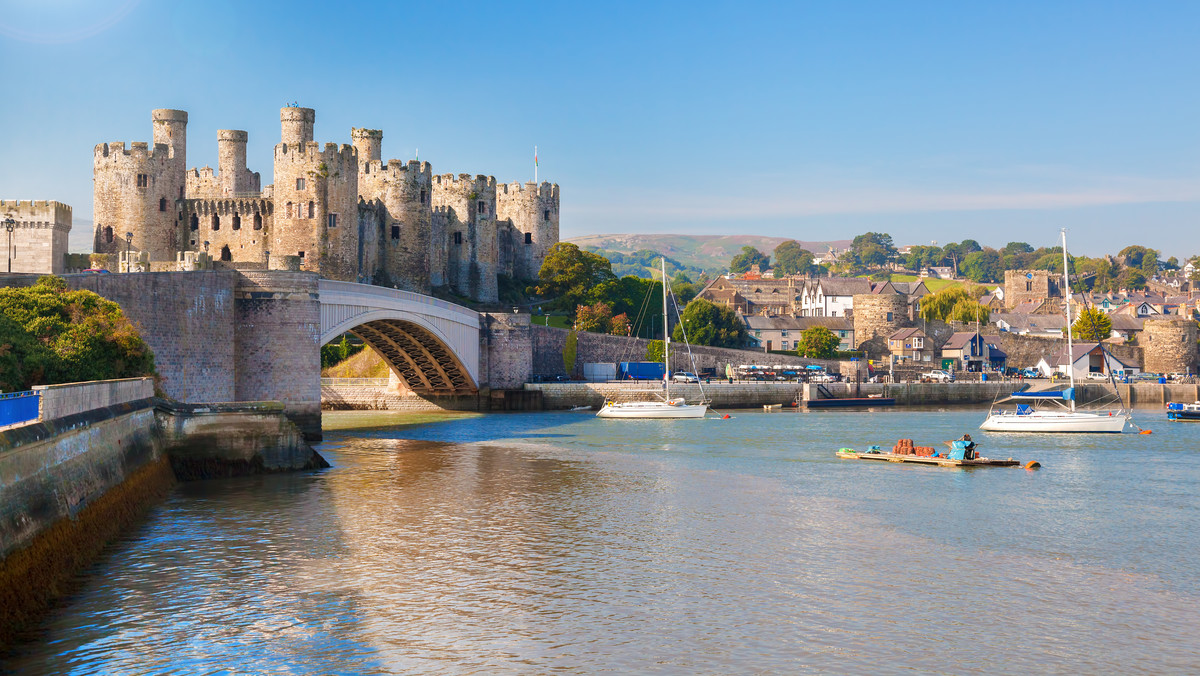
[1024,461,1041,470]
[722,414,731,419]
[1139,429,1152,435]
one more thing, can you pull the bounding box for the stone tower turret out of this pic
[852,292,911,358]
[497,181,559,280]
[280,107,315,146]
[1142,317,1199,375]
[432,173,498,302]
[351,128,383,163]
[271,107,359,280]
[93,109,188,259]
[217,130,255,194]
[364,160,433,293]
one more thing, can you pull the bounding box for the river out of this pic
[4,408,1199,674]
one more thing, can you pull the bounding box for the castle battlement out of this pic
[0,199,73,229]
[497,181,560,200]
[183,197,273,216]
[434,173,496,190]
[95,141,173,162]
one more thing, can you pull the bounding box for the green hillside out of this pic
[566,233,851,274]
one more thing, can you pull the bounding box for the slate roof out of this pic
[818,277,873,296]
[742,316,853,331]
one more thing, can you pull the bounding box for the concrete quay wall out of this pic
[33,377,154,421]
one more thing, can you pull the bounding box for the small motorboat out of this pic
[1166,401,1200,421]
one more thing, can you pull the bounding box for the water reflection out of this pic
[4,409,1199,673]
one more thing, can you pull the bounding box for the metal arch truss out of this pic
[352,319,476,394]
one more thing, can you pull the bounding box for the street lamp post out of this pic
[125,232,133,272]
[3,217,15,273]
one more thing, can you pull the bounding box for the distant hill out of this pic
[567,234,852,273]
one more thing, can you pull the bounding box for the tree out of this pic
[1072,306,1112,342]
[587,275,662,338]
[796,326,841,359]
[1002,242,1034,256]
[960,249,1002,283]
[609,313,631,336]
[0,276,156,391]
[773,241,816,276]
[729,246,769,274]
[645,340,664,363]
[671,298,746,348]
[850,232,897,268]
[1118,268,1146,290]
[1118,245,1156,269]
[919,286,988,323]
[575,302,612,333]
[1141,251,1160,277]
[535,243,616,313]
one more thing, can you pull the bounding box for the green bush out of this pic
[0,276,155,391]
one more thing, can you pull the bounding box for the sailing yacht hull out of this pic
[596,402,709,419]
[979,410,1126,433]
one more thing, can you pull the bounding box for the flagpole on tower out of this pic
[534,145,538,184]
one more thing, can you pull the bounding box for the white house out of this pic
[1034,343,1138,379]
[798,277,872,317]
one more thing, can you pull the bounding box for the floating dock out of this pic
[835,450,1023,468]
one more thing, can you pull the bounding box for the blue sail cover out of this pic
[1010,387,1074,400]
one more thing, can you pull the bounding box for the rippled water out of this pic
[5,408,1200,674]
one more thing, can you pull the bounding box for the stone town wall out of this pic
[1141,317,1199,374]
[33,377,154,421]
[0,200,71,274]
[481,313,533,389]
[180,197,272,263]
[993,333,1142,370]
[530,325,842,378]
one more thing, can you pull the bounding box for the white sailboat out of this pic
[980,229,1127,433]
[597,258,709,419]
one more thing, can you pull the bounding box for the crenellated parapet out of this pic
[496,181,559,279]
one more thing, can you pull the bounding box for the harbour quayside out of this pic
[597,258,709,419]
[980,228,1130,434]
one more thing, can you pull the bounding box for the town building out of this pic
[939,332,1006,372]
[886,327,929,361]
[743,316,854,352]
[1035,343,1138,379]
[92,108,560,303]
[0,200,72,274]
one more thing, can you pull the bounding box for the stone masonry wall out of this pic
[994,333,1143,370]
[482,313,533,388]
[1141,317,1199,374]
[531,325,842,378]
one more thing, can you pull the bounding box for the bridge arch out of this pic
[319,281,480,394]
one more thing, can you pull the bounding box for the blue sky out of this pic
[2,1,1199,257]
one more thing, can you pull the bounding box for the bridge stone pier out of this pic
[0,270,532,438]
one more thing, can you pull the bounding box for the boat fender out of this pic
[1024,461,1041,470]
[722,414,731,419]
[1139,429,1152,435]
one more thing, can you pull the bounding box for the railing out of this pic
[0,390,40,428]
[318,280,479,321]
[321,378,391,387]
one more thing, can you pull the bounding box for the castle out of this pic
[92,108,560,302]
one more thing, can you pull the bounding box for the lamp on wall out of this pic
[125,232,133,271]
[3,217,14,273]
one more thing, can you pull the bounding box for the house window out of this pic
[136,174,148,188]
[159,197,167,212]
[454,231,463,245]
[781,341,789,350]
[838,331,846,338]
[232,214,241,230]
[544,209,550,221]
[754,331,761,337]
[308,201,315,218]
[103,226,113,243]
[190,214,199,231]
[780,330,788,338]
[298,251,305,258]
[886,312,894,322]
[524,232,532,244]
[420,189,426,203]
[391,225,400,240]
[327,213,338,228]
[285,201,293,218]
[253,213,263,230]
[211,214,219,231]
[1026,281,1032,292]
[478,201,487,214]
[913,338,923,348]
[296,178,306,190]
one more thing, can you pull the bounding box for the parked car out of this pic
[1019,368,1041,379]
[81,268,111,274]
[924,369,954,383]
[671,372,699,383]
[1130,372,1161,382]
[1085,371,1110,381]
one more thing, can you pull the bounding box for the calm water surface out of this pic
[5,408,1200,674]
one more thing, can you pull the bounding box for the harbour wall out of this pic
[0,380,325,647]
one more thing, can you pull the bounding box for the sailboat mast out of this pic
[662,257,670,399]
[1061,228,1076,411]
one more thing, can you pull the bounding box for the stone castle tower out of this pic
[92,107,560,303]
[1004,269,1060,309]
[852,292,911,357]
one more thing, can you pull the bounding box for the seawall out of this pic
[0,382,326,647]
